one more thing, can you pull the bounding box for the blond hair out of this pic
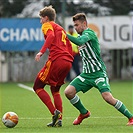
[39,5,56,21]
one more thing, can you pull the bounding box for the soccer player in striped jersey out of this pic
[64,13,133,126]
[33,6,73,127]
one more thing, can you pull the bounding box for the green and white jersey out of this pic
[67,28,106,74]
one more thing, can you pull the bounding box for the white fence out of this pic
[0,49,132,82]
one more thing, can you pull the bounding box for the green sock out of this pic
[70,95,88,114]
[114,100,133,119]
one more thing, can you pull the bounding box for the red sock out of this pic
[35,88,55,115]
[53,92,62,120]
[51,86,62,120]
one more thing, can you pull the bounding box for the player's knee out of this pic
[64,85,76,99]
[33,84,38,92]
[33,78,45,92]
[33,82,45,92]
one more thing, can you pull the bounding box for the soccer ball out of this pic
[2,112,19,128]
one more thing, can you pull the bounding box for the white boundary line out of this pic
[17,83,34,92]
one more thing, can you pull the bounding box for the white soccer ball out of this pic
[2,112,19,128]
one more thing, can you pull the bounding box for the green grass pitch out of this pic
[0,81,133,133]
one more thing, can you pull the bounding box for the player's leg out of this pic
[50,85,62,127]
[33,60,57,116]
[48,58,72,115]
[64,76,91,125]
[33,77,61,127]
[50,86,62,117]
[101,92,133,125]
[95,74,133,126]
[93,72,133,125]
[33,77,56,115]
[65,84,90,111]
[47,58,72,127]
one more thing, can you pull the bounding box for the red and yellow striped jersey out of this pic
[40,21,73,62]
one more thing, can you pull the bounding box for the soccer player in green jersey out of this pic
[64,13,133,126]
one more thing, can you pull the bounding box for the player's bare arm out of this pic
[35,52,43,62]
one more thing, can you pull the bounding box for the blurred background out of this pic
[0,0,133,82]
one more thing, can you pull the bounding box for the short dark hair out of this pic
[39,5,56,21]
[73,13,87,23]
[68,25,73,29]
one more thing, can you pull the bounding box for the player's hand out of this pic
[35,52,43,62]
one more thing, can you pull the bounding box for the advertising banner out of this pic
[0,18,44,51]
[65,16,133,49]
[0,17,132,51]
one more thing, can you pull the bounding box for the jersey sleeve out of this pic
[67,33,89,46]
[42,22,53,35]
[40,22,55,54]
